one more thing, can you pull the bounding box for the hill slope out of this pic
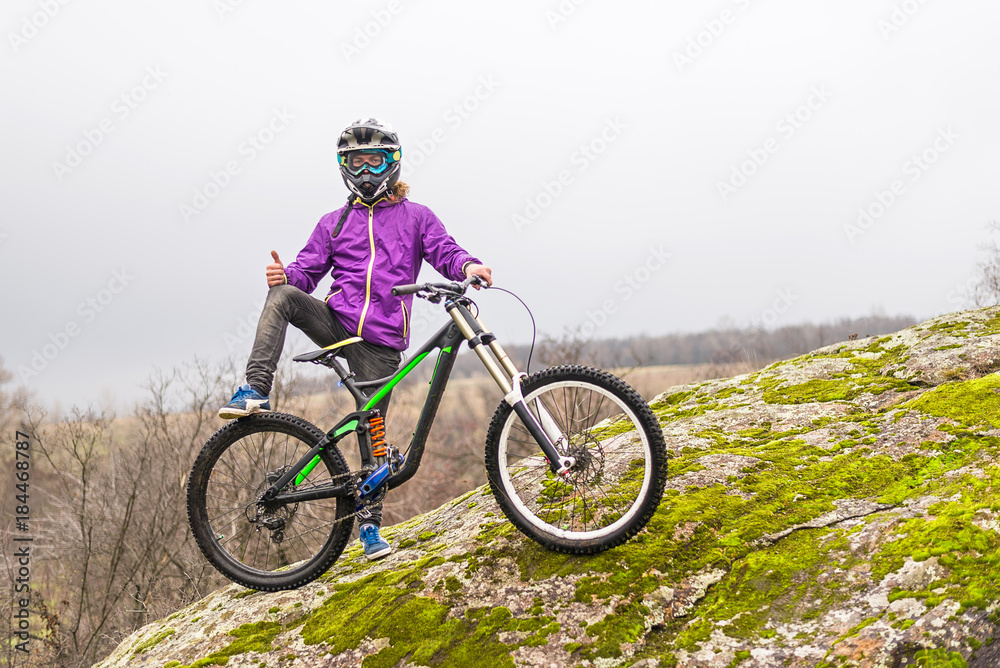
[96,307,1000,668]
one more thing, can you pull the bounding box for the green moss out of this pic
[174,622,282,668]
[757,339,917,405]
[444,576,462,593]
[728,649,752,667]
[398,538,417,548]
[231,589,257,600]
[905,375,1000,429]
[581,600,649,660]
[649,389,735,424]
[674,618,712,651]
[871,465,1000,613]
[701,530,851,641]
[131,628,175,655]
[982,311,1000,336]
[298,564,554,667]
[592,414,643,439]
[911,647,968,667]
[476,520,516,544]
[522,621,559,647]
[452,490,476,505]
[763,378,856,404]
[417,531,437,542]
[268,606,280,614]
[650,390,695,410]
[926,320,971,336]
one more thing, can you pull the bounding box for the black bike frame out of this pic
[261,292,565,507]
[261,310,465,505]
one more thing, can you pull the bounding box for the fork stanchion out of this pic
[447,303,513,394]
[473,314,520,380]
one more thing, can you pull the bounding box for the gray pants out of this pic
[246,284,401,526]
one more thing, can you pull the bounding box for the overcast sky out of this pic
[3,0,999,411]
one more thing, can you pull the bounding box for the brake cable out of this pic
[483,285,538,375]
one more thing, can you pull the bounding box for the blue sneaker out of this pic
[359,523,392,560]
[218,384,271,419]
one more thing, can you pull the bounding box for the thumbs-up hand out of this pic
[266,250,287,287]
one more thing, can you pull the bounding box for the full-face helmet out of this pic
[336,118,402,203]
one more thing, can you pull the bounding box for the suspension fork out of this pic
[446,301,574,475]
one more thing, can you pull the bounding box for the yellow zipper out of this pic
[401,301,409,338]
[356,204,376,336]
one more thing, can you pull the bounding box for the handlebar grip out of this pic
[391,283,424,296]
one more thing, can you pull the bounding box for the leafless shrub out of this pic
[0,358,244,667]
[973,220,1000,307]
[537,327,598,368]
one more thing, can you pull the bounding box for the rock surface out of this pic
[96,307,1000,668]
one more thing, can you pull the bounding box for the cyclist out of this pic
[218,117,492,560]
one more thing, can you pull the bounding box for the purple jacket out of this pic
[283,197,481,351]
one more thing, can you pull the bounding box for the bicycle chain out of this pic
[274,467,383,528]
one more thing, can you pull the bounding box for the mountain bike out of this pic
[186,276,668,591]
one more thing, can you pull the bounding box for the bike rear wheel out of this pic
[186,413,354,591]
[485,365,667,553]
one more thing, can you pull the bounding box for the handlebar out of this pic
[390,283,425,296]
[391,274,486,299]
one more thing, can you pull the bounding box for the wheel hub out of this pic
[245,466,298,543]
[564,442,603,485]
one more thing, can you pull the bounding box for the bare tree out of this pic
[973,220,1000,307]
[538,327,597,368]
[0,358,246,667]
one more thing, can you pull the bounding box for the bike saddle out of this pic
[292,336,363,363]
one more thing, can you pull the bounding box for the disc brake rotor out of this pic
[245,466,299,543]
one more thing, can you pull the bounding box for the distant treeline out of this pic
[448,313,919,377]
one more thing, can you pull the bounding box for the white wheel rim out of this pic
[496,380,653,541]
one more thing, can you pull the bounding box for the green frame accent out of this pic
[295,420,358,485]
[276,317,466,498]
[362,351,431,410]
[431,346,453,381]
[294,348,445,486]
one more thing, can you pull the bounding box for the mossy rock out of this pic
[93,307,1000,668]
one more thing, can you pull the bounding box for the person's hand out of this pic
[464,263,492,289]
[266,250,286,287]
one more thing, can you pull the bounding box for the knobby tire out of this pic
[186,412,354,591]
[485,365,668,553]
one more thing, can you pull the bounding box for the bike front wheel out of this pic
[485,365,667,553]
[186,413,354,591]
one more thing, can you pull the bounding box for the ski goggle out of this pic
[339,148,400,175]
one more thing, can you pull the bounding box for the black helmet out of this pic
[336,118,402,203]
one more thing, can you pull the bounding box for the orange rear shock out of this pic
[369,415,388,458]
